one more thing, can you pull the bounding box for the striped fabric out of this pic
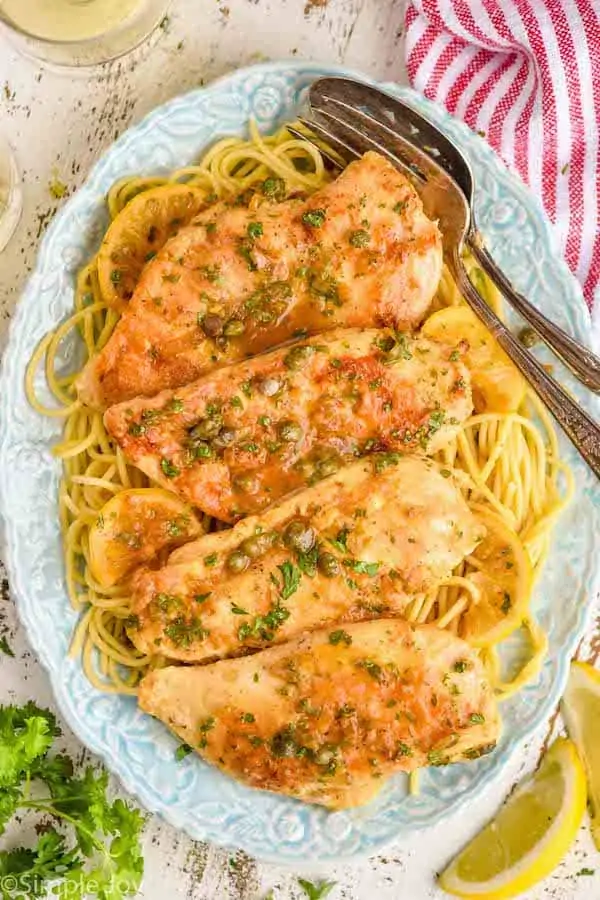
[405,0,600,332]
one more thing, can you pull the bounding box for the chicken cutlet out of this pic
[138,619,500,809]
[104,328,472,521]
[78,152,443,408]
[128,455,484,662]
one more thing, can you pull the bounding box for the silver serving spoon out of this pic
[285,81,600,478]
[305,76,600,394]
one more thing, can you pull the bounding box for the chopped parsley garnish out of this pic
[204,552,218,566]
[0,635,14,657]
[302,208,326,228]
[194,593,211,604]
[110,269,122,283]
[262,176,286,201]
[328,527,349,553]
[469,713,485,725]
[449,349,460,362]
[393,200,408,214]
[175,743,193,761]
[128,422,146,437]
[427,749,446,766]
[373,451,402,473]
[329,629,352,646]
[343,559,380,577]
[240,712,256,724]
[247,221,263,239]
[272,560,301,602]
[297,878,337,900]
[453,659,469,673]
[395,742,413,758]
[231,603,249,615]
[164,616,209,647]
[349,229,370,247]
[356,659,383,682]
[501,592,512,615]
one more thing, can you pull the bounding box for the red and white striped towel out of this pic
[405,0,600,333]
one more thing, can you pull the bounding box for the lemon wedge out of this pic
[97,184,209,310]
[459,504,532,648]
[89,488,203,588]
[421,306,526,413]
[439,737,586,899]
[562,660,600,850]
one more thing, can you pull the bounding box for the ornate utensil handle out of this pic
[451,257,600,479]
[468,237,600,393]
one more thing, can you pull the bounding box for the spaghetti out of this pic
[26,121,572,704]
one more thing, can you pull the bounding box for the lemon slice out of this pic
[421,306,526,413]
[562,660,600,850]
[88,488,203,588]
[440,737,587,899]
[459,505,532,647]
[97,184,209,310]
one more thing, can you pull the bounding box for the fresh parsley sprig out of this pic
[0,703,144,899]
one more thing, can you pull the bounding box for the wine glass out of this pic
[0,0,172,67]
[0,134,22,253]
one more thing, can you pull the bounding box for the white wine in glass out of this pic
[0,136,22,254]
[0,0,172,66]
[0,0,142,42]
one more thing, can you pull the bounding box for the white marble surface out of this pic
[0,1,599,897]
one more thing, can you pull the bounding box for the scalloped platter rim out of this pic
[1,61,599,862]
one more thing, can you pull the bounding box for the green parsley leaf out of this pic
[247,221,263,240]
[343,559,380,577]
[231,604,249,615]
[297,878,337,900]
[302,208,326,228]
[329,630,352,646]
[175,744,192,761]
[0,636,14,657]
[274,561,301,601]
[0,703,144,898]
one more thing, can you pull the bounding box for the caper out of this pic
[519,326,539,349]
[241,531,276,559]
[226,550,250,573]
[284,519,316,553]
[213,426,237,448]
[293,458,314,480]
[189,416,222,440]
[316,456,340,478]
[284,345,314,371]
[232,472,261,494]
[278,420,303,443]
[201,314,224,337]
[257,375,281,397]
[318,552,340,578]
[224,319,246,337]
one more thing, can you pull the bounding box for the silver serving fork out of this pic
[305,77,600,394]
[286,78,600,478]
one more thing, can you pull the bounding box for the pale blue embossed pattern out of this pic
[1,62,599,862]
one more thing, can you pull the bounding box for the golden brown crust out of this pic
[127,456,484,662]
[78,152,443,409]
[138,619,500,809]
[104,328,472,521]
